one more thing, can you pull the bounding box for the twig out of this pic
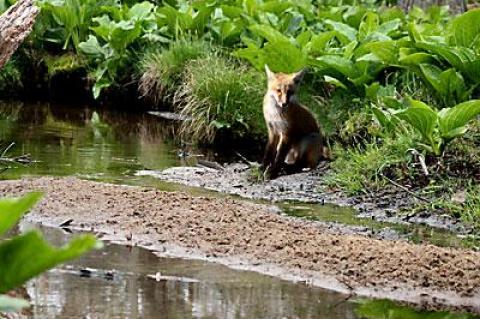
[380,173,431,203]
[235,151,256,167]
[197,159,224,170]
[1,142,15,158]
[408,149,429,176]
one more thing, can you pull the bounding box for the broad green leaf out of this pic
[361,41,397,64]
[399,52,434,66]
[263,41,306,73]
[90,15,113,42]
[307,31,336,55]
[248,24,290,44]
[0,193,42,236]
[325,19,357,44]
[0,295,29,313]
[296,31,311,48]
[419,64,445,95]
[377,19,402,36]
[415,42,471,70]
[358,12,379,40]
[128,2,154,21]
[0,230,100,293]
[397,102,437,142]
[439,100,480,139]
[447,9,480,49]
[313,55,357,79]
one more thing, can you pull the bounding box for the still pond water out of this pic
[2,101,478,318]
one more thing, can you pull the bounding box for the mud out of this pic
[1,177,479,313]
[136,163,468,234]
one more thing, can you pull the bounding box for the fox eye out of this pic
[276,89,282,94]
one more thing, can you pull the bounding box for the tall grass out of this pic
[138,40,209,105]
[174,53,265,144]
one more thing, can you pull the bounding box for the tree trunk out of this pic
[0,0,39,70]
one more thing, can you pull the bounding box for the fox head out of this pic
[265,65,305,109]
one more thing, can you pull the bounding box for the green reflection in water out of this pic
[355,299,479,319]
[0,101,180,180]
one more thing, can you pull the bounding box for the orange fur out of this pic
[262,65,326,179]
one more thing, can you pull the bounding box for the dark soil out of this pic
[1,177,479,313]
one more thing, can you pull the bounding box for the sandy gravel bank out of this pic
[1,177,479,313]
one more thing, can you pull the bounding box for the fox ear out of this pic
[265,64,275,81]
[292,69,306,84]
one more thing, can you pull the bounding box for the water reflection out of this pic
[0,101,181,180]
[25,225,358,319]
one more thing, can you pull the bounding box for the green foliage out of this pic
[77,1,161,98]
[138,39,208,104]
[355,299,478,319]
[175,53,264,144]
[0,193,100,313]
[0,60,22,95]
[374,98,480,155]
[325,135,414,194]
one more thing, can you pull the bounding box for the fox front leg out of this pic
[267,134,290,179]
[261,131,278,170]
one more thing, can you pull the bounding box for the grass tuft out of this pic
[174,53,265,144]
[138,40,208,105]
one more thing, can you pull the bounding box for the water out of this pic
[23,224,358,319]
[1,101,478,318]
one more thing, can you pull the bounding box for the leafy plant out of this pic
[374,98,480,156]
[78,1,161,98]
[0,193,100,313]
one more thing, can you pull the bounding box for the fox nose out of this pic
[281,102,288,108]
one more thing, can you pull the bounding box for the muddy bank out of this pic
[136,163,468,233]
[1,177,479,313]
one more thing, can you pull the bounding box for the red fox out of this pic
[262,65,325,179]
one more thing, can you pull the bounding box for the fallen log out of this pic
[0,0,39,69]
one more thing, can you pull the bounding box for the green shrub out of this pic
[325,135,415,195]
[138,40,209,105]
[175,53,265,144]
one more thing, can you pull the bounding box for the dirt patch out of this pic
[0,177,479,313]
[136,163,468,233]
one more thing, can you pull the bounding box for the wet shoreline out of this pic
[1,177,479,314]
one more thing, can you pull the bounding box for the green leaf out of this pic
[0,230,100,293]
[262,40,306,73]
[78,35,106,56]
[397,101,438,143]
[399,52,433,66]
[447,8,480,49]
[307,31,336,55]
[361,41,397,64]
[0,193,42,236]
[0,295,29,313]
[439,100,480,139]
[248,24,291,43]
[128,2,154,21]
[325,19,358,44]
[358,11,379,41]
[313,55,357,79]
